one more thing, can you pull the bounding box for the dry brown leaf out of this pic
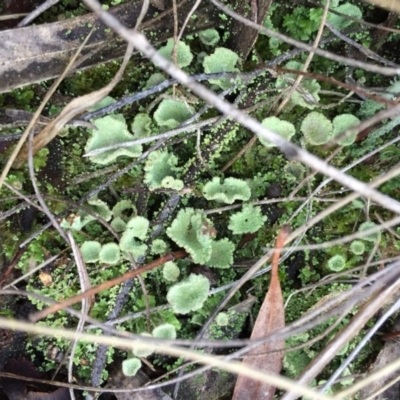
[232,225,289,400]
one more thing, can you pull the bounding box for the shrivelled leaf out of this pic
[232,226,289,400]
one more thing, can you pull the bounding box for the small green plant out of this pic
[283,7,322,41]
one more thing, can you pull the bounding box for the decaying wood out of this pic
[0,0,217,93]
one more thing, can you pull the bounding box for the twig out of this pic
[18,0,60,27]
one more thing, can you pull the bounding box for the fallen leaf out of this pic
[232,225,289,400]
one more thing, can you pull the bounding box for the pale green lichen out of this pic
[88,96,116,112]
[144,150,183,191]
[301,112,333,145]
[358,221,380,242]
[350,240,365,255]
[167,274,210,314]
[145,72,165,89]
[332,114,360,146]
[327,255,346,272]
[99,243,120,265]
[202,177,251,204]
[152,323,177,339]
[163,261,180,282]
[80,241,101,263]
[132,333,154,357]
[154,99,193,129]
[122,357,141,376]
[150,239,169,255]
[328,3,362,29]
[205,239,235,269]
[85,114,142,164]
[131,113,152,138]
[110,217,126,232]
[203,47,240,89]
[198,29,220,46]
[119,228,148,256]
[228,204,266,234]
[167,208,214,264]
[158,39,193,68]
[284,161,306,182]
[112,200,136,221]
[215,312,229,327]
[125,216,149,240]
[275,62,320,109]
[259,116,296,147]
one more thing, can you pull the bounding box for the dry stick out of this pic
[0,27,94,191]
[0,13,28,21]
[30,250,187,322]
[67,233,91,400]
[18,0,60,27]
